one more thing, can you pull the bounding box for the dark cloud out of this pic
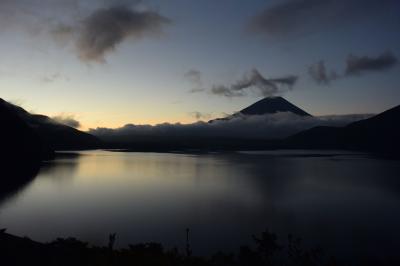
[52,114,81,128]
[250,0,398,38]
[210,69,298,98]
[309,51,398,85]
[76,5,170,62]
[0,1,170,63]
[345,51,398,76]
[89,113,372,142]
[308,61,338,85]
[210,85,245,97]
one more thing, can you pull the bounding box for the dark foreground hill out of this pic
[0,99,101,151]
[0,100,46,188]
[286,105,400,154]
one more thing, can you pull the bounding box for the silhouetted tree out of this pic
[253,229,282,266]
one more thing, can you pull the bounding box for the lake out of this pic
[1,150,400,260]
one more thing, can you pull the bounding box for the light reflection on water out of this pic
[0,150,400,259]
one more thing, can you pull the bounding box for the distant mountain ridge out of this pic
[0,99,100,151]
[3,96,398,154]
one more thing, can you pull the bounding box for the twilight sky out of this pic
[0,0,399,130]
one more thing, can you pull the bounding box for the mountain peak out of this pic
[239,96,312,116]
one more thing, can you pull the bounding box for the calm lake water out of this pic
[1,150,400,259]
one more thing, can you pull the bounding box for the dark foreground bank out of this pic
[1,230,399,266]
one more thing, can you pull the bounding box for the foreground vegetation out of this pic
[1,229,398,266]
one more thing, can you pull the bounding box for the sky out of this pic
[0,0,399,130]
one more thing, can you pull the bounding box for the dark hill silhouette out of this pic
[286,105,400,153]
[210,96,311,123]
[0,99,101,150]
[0,99,47,182]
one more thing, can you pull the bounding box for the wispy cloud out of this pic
[189,111,211,121]
[209,69,298,98]
[185,69,206,93]
[40,73,70,84]
[345,51,398,76]
[51,114,81,128]
[308,61,338,85]
[184,69,202,86]
[309,51,398,85]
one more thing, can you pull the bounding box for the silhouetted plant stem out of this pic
[186,227,192,257]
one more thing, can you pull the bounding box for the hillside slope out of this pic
[286,105,400,153]
[0,99,101,150]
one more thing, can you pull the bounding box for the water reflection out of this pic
[0,164,40,206]
[0,150,399,261]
